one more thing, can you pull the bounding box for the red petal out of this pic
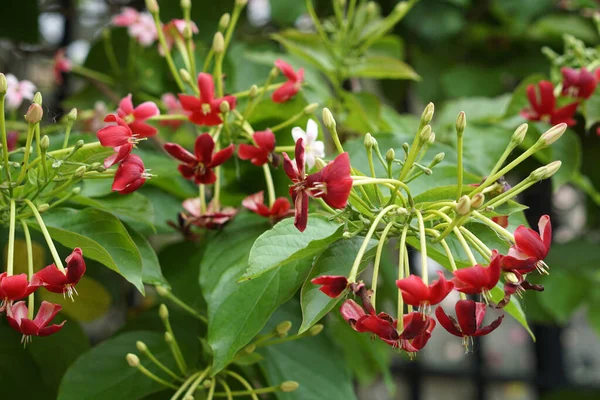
[0,274,30,300]
[399,312,429,339]
[194,168,217,185]
[294,191,309,232]
[34,264,67,291]
[396,275,429,307]
[33,301,62,328]
[112,155,145,191]
[97,125,131,148]
[253,130,276,152]
[452,265,490,294]
[104,144,133,168]
[514,225,547,260]
[526,84,541,115]
[474,314,504,336]
[551,102,579,126]
[38,322,66,336]
[133,101,160,120]
[270,197,291,218]
[7,301,28,325]
[275,59,298,81]
[538,81,556,115]
[194,133,215,164]
[282,152,299,181]
[197,72,215,103]
[210,144,235,167]
[65,248,86,286]
[178,164,196,180]
[355,315,399,341]
[455,300,479,336]
[238,144,268,166]
[129,121,157,138]
[164,142,197,164]
[538,215,552,253]
[427,271,454,305]
[435,305,463,337]
[118,94,134,116]
[19,318,41,336]
[312,153,352,209]
[340,299,366,328]
[178,94,202,112]
[242,192,270,217]
[311,275,348,298]
[272,81,299,103]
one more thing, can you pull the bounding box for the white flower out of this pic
[248,0,271,27]
[292,119,325,169]
[5,74,36,110]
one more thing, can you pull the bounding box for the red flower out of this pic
[117,94,160,138]
[34,248,86,299]
[500,215,552,274]
[178,73,236,126]
[182,198,237,229]
[340,299,400,343]
[0,273,40,312]
[53,49,72,85]
[452,251,501,295]
[396,271,454,309]
[272,59,304,103]
[238,130,276,166]
[311,275,348,298]
[7,131,18,152]
[520,81,579,126]
[112,154,149,194]
[161,19,199,55]
[97,114,138,168]
[283,139,352,232]
[496,270,544,309]
[7,301,65,342]
[160,93,188,129]
[561,67,597,99]
[399,312,436,352]
[492,215,509,228]
[435,300,503,340]
[164,133,234,184]
[242,191,292,221]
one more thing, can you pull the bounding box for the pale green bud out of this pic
[322,108,336,128]
[314,157,327,171]
[540,123,567,146]
[126,353,140,367]
[40,135,50,151]
[281,381,300,392]
[74,166,86,178]
[219,13,231,31]
[219,100,230,113]
[145,0,159,14]
[213,32,225,53]
[511,123,527,145]
[456,195,471,215]
[25,104,43,124]
[179,68,192,84]
[159,304,169,320]
[304,103,318,114]
[421,102,434,125]
[37,203,50,213]
[276,321,292,337]
[180,0,191,10]
[470,193,485,209]
[308,324,324,336]
[248,85,259,98]
[418,125,432,144]
[385,148,395,162]
[455,111,466,136]
[0,73,7,95]
[67,108,78,122]
[33,92,42,105]
[136,341,148,352]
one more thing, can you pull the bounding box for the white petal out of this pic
[305,119,318,143]
[310,140,325,158]
[291,127,306,143]
[305,153,316,169]
[5,74,18,88]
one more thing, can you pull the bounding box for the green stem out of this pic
[0,96,12,195]
[149,114,189,121]
[460,227,492,261]
[199,185,207,214]
[456,134,463,201]
[270,110,308,133]
[397,224,409,332]
[225,371,259,400]
[274,145,295,152]
[150,12,186,92]
[16,124,36,185]
[471,210,515,242]
[234,82,285,99]
[21,221,35,319]
[6,200,16,275]
[103,29,122,77]
[159,288,208,323]
[214,52,224,98]
[24,199,65,272]
[135,364,178,389]
[414,209,428,285]
[223,1,246,55]
[141,346,184,382]
[263,164,276,208]
[170,372,199,400]
[216,379,233,400]
[304,0,336,57]
[484,178,536,209]
[371,222,394,308]
[70,65,115,85]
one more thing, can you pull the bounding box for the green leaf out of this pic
[199,214,314,373]
[30,208,144,293]
[242,216,344,281]
[583,87,600,130]
[272,30,336,74]
[438,95,511,128]
[490,286,535,339]
[504,74,546,118]
[58,332,177,400]
[347,55,419,80]
[341,91,383,133]
[538,271,590,323]
[528,14,599,44]
[299,237,377,334]
[126,225,169,287]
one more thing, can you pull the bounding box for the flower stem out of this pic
[414,209,428,285]
[150,11,185,92]
[157,287,208,323]
[371,222,394,308]
[217,379,233,400]
[70,65,115,86]
[103,28,121,77]
[225,371,259,400]
[397,225,409,332]
[459,227,492,261]
[199,185,207,214]
[6,200,16,275]
[0,95,13,195]
[274,145,295,152]
[234,83,285,99]
[270,110,309,133]
[21,221,35,319]
[135,363,178,389]
[206,379,217,400]
[223,0,246,55]
[140,345,184,382]
[263,164,276,208]
[170,372,200,400]
[16,123,36,185]
[24,199,66,273]
[456,134,463,201]
[149,114,189,121]
[471,210,515,242]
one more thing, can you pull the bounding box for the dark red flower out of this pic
[435,300,503,340]
[452,250,501,296]
[182,198,237,229]
[396,271,454,309]
[272,59,304,103]
[242,191,292,221]
[492,215,509,228]
[112,154,149,194]
[0,273,40,312]
[238,130,276,166]
[53,49,72,85]
[496,270,544,309]
[178,73,236,126]
[97,114,137,168]
[520,81,579,126]
[117,94,160,138]
[340,299,400,343]
[561,67,597,99]
[7,301,65,343]
[283,139,352,232]
[311,275,348,298]
[399,312,436,352]
[164,133,234,184]
[500,215,552,274]
[34,248,85,299]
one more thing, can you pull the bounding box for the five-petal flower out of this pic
[238,130,276,166]
[117,94,160,138]
[242,191,291,221]
[500,215,552,274]
[396,270,454,309]
[178,73,236,126]
[0,273,40,312]
[561,67,597,99]
[291,119,325,169]
[435,300,503,340]
[34,248,86,299]
[272,59,304,103]
[311,275,348,298]
[7,301,65,343]
[112,154,149,194]
[452,251,501,296]
[521,81,579,126]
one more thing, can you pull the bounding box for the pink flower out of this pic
[112,7,139,27]
[521,81,579,126]
[53,49,72,85]
[97,114,137,168]
[128,13,158,47]
[242,191,292,221]
[161,19,199,55]
[4,74,36,110]
[160,93,188,129]
[7,301,65,343]
[117,94,160,138]
[178,73,237,126]
[182,198,237,229]
[33,248,86,300]
[112,155,149,194]
[272,59,304,103]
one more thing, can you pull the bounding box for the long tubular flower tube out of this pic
[397,225,409,333]
[20,221,35,318]
[24,199,66,273]
[371,222,395,308]
[414,209,428,285]
[6,199,16,275]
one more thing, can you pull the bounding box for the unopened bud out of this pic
[308,324,324,336]
[180,0,191,10]
[202,380,212,388]
[0,73,7,94]
[366,2,377,16]
[529,165,547,181]
[72,187,81,194]
[182,25,192,40]
[33,92,42,105]
[67,108,78,122]
[540,123,567,147]
[402,143,410,154]
[155,285,169,297]
[505,272,519,284]
[179,68,192,84]
[40,135,50,151]
[219,101,230,113]
[276,321,292,337]
[422,167,432,175]
[455,111,466,136]
[418,125,432,144]
[136,341,148,352]
[511,123,527,145]
[421,102,434,125]
[314,157,327,171]
[74,140,84,150]
[213,32,225,53]
[280,381,300,392]
[25,104,43,124]
[456,195,471,215]
[164,332,174,344]
[219,13,231,31]
[322,108,336,128]
[248,85,259,98]
[385,148,395,162]
[543,160,562,178]
[269,67,279,79]
[470,193,485,209]
[364,133,374,149]
[244,343,256,354]
[427,132,436,145]
[145,0,159,14]
[338,0,346,7]
[126,353,140,367]
[432,152,445,165]
[303,103,318,114]
[159,304,169,320]
[74,166,86,178]
[37,203,50,213]
[90,162,104,172]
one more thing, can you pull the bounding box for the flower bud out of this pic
[136,341,148,352]
[164,332,174,344]
[456,195,471,215]
[308,324,324,336]
[427,132,436,145]
[213,32,225,53]
[183,396,193,400]
[431,152,445,165]
[155,285,169,297]
[338,0,346,7]
[38,203,50,213]
[402,143,409,154]
[280,381,300,392]
[364,133,374,150]
[126,353,140,367]
[543,160,562,178]
[219,13,231,31]
[72,187,81,195]
[67,108,78,122]
[470,193,484,209]
[180,0,191,10]
[385,148,395,162]
[529,165,547,181]
[455,111,466,136]
[322,108,336,128]
[394,1,409,14]
[269,67,279,79]
[219,100,230,113]
[74,140,84,150]
[303,103,318,114]
[74,166,87,178]
[202,380,212,388]
[244,343,256,354]
[314,157,327,171]
[145,0,159,14]
[0,73,7,95]
[511,123,527,145]
[505,272,519,284]
[248,85,259,98]
[183,25,193,40]
[40,135,50,151]
[276,321,292,337]
[159,304,169,320]
[540,123,567,146]
[25,104,43,124]
[179,69,192,85]
[236,0,248,6]
[366,2,377,16]
[33,92,42,105]
[418,125,432,144]
[420,102,434,125]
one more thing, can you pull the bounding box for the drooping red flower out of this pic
[117,94,160,138]
[396,271,454,309]
[238,130,276,166]
[311,275,348,298]
[520,81,579,126]
[34,248,86,299]
[283,139,352,231]
[53,49,72,85]
[7,301,65,342]
[272,59,305,103]
[339,299,400,343]
[182,198,237,229]
[164,133,234,184]
[178,73,236,126]
[242,191,292,221]
[112,154,149,194]
[97,114,138,168]
[399,312,436,352]
[0,273,40,312]
[492,215,509,228]
[561,67,597,99]
[500,215,552,274]
[435,300,503,340]
[452,251,501,296]
[496,270,544,309]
